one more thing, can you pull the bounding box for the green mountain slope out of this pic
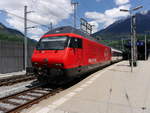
[0,23,36,44]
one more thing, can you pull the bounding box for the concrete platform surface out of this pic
[21,60,150,113]
[0,71,26,79]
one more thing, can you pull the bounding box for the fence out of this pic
[0,40,35,74]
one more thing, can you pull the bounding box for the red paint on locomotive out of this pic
[31,26,114,82]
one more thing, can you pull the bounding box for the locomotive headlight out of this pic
[32,62,38,66]
[54,63,63,66]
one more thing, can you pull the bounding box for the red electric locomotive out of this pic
[31,26,112,83]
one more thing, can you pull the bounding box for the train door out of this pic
[104,48,109,61]
[69,38,83,67]
[75,38,83,67]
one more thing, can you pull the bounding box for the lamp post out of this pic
[120,6,143,72]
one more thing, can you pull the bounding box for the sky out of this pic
[0,0,149,40]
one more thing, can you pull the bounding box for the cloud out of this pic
[85,4,131,32]
[105,5,131,18]
[0,0,73,40]
[115,0,130,5]
[88,21,99,33]
[140,10,149,15]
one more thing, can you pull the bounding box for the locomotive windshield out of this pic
[36,36,68,50]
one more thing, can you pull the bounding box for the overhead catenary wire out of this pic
[52,1,81,28]
[47,0,81,28]
[0,9,50,29]
[26,0,57,30]
[29,0,75,28]
[0,0,82,30]
[0,0,94,32]
[29,0,78,27]
[0,9,74,32]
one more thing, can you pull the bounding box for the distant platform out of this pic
[21,59,150,113]
[124,41,150,60]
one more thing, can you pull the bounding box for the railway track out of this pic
[0,85,63,113]
[0,62,121,113]
[0,75,36,86]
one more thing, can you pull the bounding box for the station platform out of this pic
[22,60,150,113]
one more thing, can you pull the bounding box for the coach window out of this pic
[69,38,82,48]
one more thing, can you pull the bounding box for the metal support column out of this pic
[130,12,133,72]
[71,2,79,28]
[24,6,28,71]
[145,34,147,60]
[132,15,137,66]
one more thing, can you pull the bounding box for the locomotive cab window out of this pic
[69,37,82,48]
[36,36,68,50]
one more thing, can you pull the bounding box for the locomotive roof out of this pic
[45,26,98,43]
[44,26,122,52]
